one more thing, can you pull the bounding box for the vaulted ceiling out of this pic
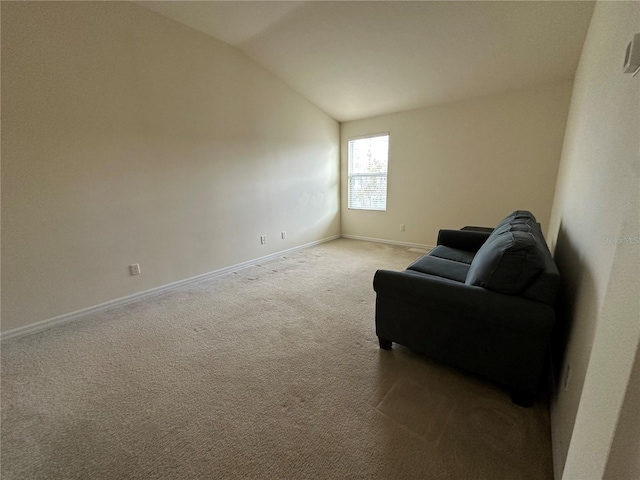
[139,1,595,122]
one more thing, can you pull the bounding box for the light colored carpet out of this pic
[1,239,553,479]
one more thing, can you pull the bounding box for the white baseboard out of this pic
[1,234,341,342]
[340,234,434,251]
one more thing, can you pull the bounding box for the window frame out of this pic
[347,132,390,212]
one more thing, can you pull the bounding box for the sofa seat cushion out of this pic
[429,245,475,265]
[407,256,470,283]
[466,229,544,294]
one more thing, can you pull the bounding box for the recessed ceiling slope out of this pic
[139,1,595,122]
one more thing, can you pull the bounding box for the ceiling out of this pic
[139,1,595,122]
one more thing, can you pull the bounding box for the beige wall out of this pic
[604,346,640,479]
[1,2,340,333]
[340,81,573,246]
[546,1,640,479]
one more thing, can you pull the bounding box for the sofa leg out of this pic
[378,337,392,350]
[510,390,534,408]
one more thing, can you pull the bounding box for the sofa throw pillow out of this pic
[466,229,544,294]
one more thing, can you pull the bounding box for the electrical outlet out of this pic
[260,235,267,245]
[563,363,572,390]
[281,231,287,239]
[129,263,141,276]
[400,224,406,232]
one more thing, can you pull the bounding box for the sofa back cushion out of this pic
[466,226,544,295]
[494,210,537,230]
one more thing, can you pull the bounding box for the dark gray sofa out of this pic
[373,211,559,406]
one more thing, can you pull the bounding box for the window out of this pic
[347,133,389,211]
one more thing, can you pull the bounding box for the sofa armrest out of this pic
[461,226,494,233]
[373,269,554,334]
[436,229,492,252]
